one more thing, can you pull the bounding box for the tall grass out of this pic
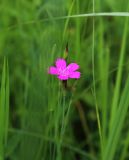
[1,0,129,160]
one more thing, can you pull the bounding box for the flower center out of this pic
[58,67,69,76]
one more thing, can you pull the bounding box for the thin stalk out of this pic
[92,0,103,158]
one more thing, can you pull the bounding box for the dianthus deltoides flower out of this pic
[48,58,80,80]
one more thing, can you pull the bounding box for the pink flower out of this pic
[48,58,81,80]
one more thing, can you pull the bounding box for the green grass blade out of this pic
[97,1,110,145]
[4,60,9,146]
[62,0,75,41]
[110,16,129,130]
[0,58,9,160]
[103,74,129,160]
[75,0,81,60]
[0,59,6,160]
[92,0,103,158]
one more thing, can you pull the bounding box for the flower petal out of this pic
[58,75,69,80]
[48,66,58,75]
[56,58,66,69]
[69,71,81,79]
[67,63,79,72]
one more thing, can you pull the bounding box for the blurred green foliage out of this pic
[1,0,129,160]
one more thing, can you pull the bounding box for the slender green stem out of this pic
[92,1,103,159]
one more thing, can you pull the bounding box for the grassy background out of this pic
[0,0,129,160]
